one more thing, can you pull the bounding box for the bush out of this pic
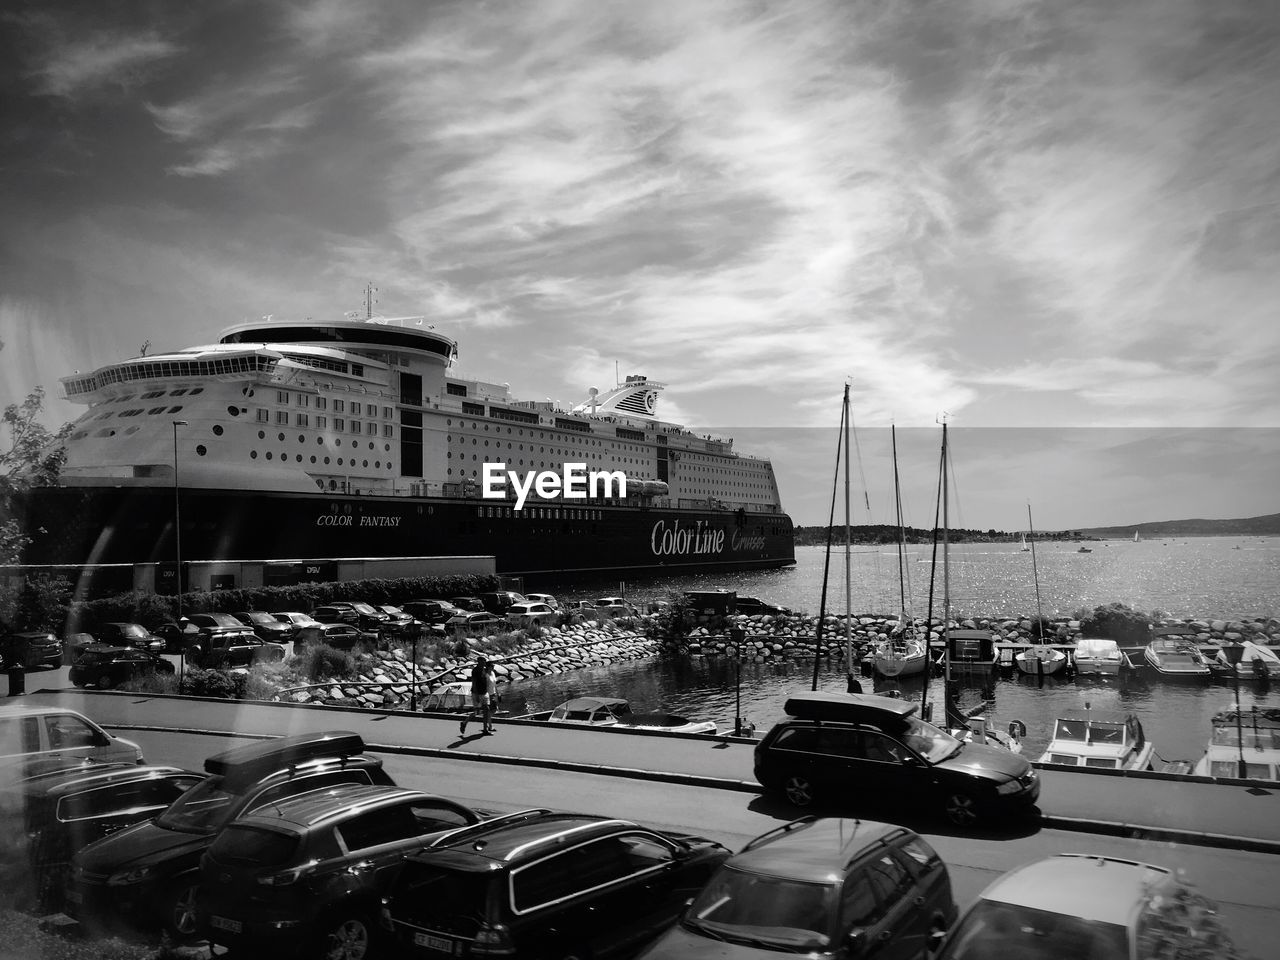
[244,659,291,700]
[299,642,355,682]
[645,593,692,650]
[1080,602,1154,645]
[119,672,180,696]
[179,667,246,700]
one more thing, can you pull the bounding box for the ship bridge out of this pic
[219,318,457,365]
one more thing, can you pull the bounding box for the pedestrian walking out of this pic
[459,654,498,736]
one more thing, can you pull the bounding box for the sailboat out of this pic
[1019,533,1030,552]
[1015,504,1066,677]
[1133,531,1141,543]
[873,425,928,679]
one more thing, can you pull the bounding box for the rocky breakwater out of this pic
[670,612,1280,662]
[276,620,661,710]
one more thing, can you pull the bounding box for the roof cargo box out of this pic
[205,730,365,780]
[782,691,917,724]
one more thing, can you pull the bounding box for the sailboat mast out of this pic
[843,383,853,682]
[942,421,951,687]
[892,425,908,625]
[1027,503,1044,639]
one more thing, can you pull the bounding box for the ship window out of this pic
[367,423,376,435]
[335,400,345,413]
[337,457,344,465]
[352,363,363,377]
[298,394,310,406]
[277,391,289,403]
[276,412,288,424]
[297,454,303,462]
[148,406,166,415]
[317,416,327,429]
[256,409,269,422]
[382,406,392,418]
[196,445,207,456]
[447,383,467,397]
[329,479,337,490]
[266,452,273,460]
[190,387,203,395]
[316,397,327,410]
[362,459,368,467]
[142,390,165,400]
[334,418,345,431]
[351,420,362,433]
[324,457,330,464]
[251,450,257,458]
[258,430,266,439]
[366,404,376,417]
[296,414,309,427]
[212,425,224,436]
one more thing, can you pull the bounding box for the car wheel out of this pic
[943,790,981,827]
[96,673,114,690]
[163,880,200,940]
[320,914,373,960]
[783,775,816,807]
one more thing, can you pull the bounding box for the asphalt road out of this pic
[121,727,1280,960]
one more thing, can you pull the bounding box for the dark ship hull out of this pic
[18,485,795,582]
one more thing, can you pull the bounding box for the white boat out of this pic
[547,696,717,735]
[872,636,928,678]
[1133,531,1141,543]
[1144,631,1211,680]
[1015,646,1067,676]
[1211,640,1280,680]
[1073,637,1127,676]
[1037,710,1155,771]
[1019,533,1030,552]
[1192,706,1280,781]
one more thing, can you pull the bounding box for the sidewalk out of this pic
[22,687,1280,854]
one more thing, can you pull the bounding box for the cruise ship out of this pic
[16,309,794,584]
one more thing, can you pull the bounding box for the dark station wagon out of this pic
[1,762,205,913]
[381,810,732,959]
[69,645,175,690]
[754,692,1039,827]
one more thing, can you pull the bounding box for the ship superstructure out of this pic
[23,311,794,579]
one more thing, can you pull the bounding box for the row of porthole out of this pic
[249,451,392,469]
[255,429,391,453]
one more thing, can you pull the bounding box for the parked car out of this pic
[381,810,731,959]
[189,632,287,669]
[505,602,556,628]
[639,816,957,960]
[448,596,486,613]
[0,630,63,669]
[90,622,167,655]
[478,590,527,614]
[733,596,790,616]
[565,599,599,611]
[0,705,144,765]
[62,632,98,663]
[594,597,637,617]
[153,620,201,654]
[375,604,418,635]
[231,611,295,643]
[70,645,175,690]
[402,600,461,625]
[524,592,561,611]
[934,853,1246,960]
[197,784,485,957]
[65,731,394,940]
[0,763,205,913]
[312,601,391,632]
[444,611,506,633]
[271,611,322,638]
[294,622,362,651]
[753,692,1039,826]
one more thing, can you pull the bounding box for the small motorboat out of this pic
[1038,710,1155,771]
[1073,637,1128,676]
[1076,546,1092,553]
[872,636,929,678]
[1014,646,1067,676]
[1144,630,1211,680]
[1210,640,1280,681]
[547,696,717,735]
[1193,705,1280,780]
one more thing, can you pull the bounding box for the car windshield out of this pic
[897,716,962,763]
[245,612,273,624]
[939,900,1129,960]
[118,624,148,639]
[351,603,379,615]
[684,866,836,949]
[154,777,238,835]
[379,606,404,615]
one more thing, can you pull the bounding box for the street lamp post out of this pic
[172,420,187,686]
[410,624,420,711]
[1221,641,1248,777]
[730,627,745,736]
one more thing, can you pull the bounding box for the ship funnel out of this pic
[588,386,599,414]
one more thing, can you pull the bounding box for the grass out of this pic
[0,910,158,960]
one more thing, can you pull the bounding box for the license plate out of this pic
[414,932,453,951]
[65,890,82,905]
[211,916,242,934]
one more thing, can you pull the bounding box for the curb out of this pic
[105,723,1280,854]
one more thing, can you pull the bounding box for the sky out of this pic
[1,0,1278,530]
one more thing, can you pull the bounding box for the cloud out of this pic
[31,29,181,99]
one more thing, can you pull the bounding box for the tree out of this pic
[1,384,72,564]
